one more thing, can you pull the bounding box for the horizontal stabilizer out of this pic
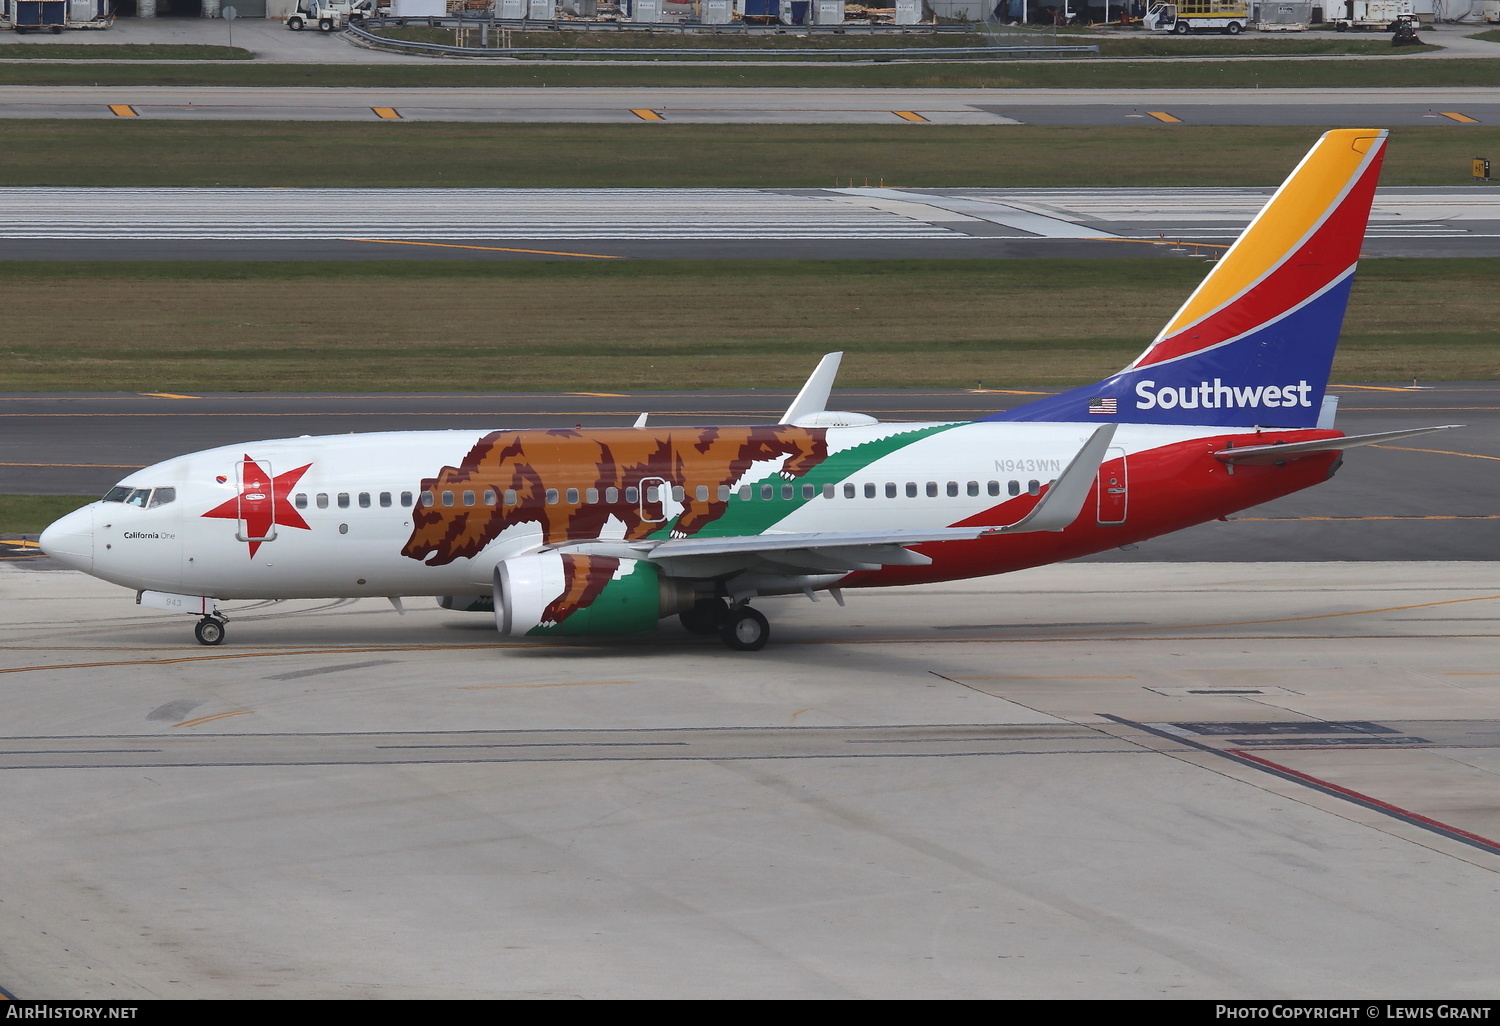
[1213,425,1462,466]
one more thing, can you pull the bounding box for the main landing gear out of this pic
[680,598,770,651]
[194,613,229,646]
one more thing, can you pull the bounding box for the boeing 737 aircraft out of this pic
[41,129,1456,650]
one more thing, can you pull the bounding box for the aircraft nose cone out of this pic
[39,506,94,572]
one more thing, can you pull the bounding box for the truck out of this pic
[3,0,112,32]
[285,0,373,30]
[1144,0,1249,33]
[1327,0,1414,29]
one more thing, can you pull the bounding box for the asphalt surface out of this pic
[3,184,1497,260]
[4,382,1494,562]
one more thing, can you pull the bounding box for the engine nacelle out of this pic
[493,552,697,637]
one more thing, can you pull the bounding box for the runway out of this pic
[3,184,1498,260]
[4,85,1500,126]
[3,382,1495,562]
[2,560,1498,997]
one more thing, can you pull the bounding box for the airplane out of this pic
[40,128,1459,652]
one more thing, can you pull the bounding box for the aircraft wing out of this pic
[552,425,1117,575]
[1213,425,1463,466]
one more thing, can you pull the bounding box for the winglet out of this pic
[989,424,1118,533]
[780,352,843,425]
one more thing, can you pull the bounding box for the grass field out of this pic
[3,123,1496,188]
[0,496,91,534]
[0,43,251,60]
[0,54,1491,87]
[0,259,1492,391]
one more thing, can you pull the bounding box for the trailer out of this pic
[2,0,112,31]
[1145,0,1249,33]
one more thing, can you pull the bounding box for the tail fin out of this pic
[989,128,1388,428]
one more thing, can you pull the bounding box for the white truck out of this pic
[1328,0,1414,30]
[285,0,373,30]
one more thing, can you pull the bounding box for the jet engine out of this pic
[492,551,698,637]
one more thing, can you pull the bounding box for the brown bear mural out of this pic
[401,425,829,567]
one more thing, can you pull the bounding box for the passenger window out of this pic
[546,489,559,505]
[782,484,794,501]
[380,492,392,508]
[823,483,835,499]
[988,481,1000,497]
[338,493,350,509]
[483,489,496,506]
[462,490,475,507]
[844,483,856,499]
[906,483,918,498]
[147,487,176,508]
[1028,480,1040,495]
[672,485,685,502]
[739,485,752,501]
[926,482,938,498]
[967,481,979,497]
[358,492,371,508]
[762,484,775,501]
[885,483,897,498]
[696,485,709,502]
[566,488,579,504]
[504,489,517,506]
[718,485,732,501]
[946,482,958,498]
[605,487,619,504]
[866,483,877,499]
[802,484,815,500]
[419,491,433,507]
[1008,481,1020,497]
[626,486,639,503]
[318,493,331,509]
[586,488,599,504]
[295,493,309,509]
[402,492,414,508]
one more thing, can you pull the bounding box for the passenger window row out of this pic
[292,491,414,511]
[395,480,1044,509]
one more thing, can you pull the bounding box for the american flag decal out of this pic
[1089,397,1118,415]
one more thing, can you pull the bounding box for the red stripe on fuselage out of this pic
[845,431,1342,588]
[1135,155,1384,370]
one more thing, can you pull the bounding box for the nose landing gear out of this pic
[194,614,228,646]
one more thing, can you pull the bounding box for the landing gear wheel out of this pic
[680,598,729,637]
[194,617,226,647]
[719,606,769,651]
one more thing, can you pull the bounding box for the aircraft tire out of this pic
[719,607,769,652]
[680,598,729,636]
[194,617,226,646]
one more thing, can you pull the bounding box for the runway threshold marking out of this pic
[345,238,623,260]
[630,109,665,121]
[1442,112,1479,123]
[1371,444,1500,462]
[372,107,402,120]
[108,104,138,118]
[1145,111,1182,123]
[893,110,928,122]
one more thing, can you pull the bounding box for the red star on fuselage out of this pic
[201,458,313,558]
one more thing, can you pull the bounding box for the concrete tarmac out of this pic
[3,560,1499,997]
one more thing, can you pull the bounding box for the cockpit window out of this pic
[125,489,151,508]
[105,486,175,508]
[146,488,176,508]
[102,486,131,503]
